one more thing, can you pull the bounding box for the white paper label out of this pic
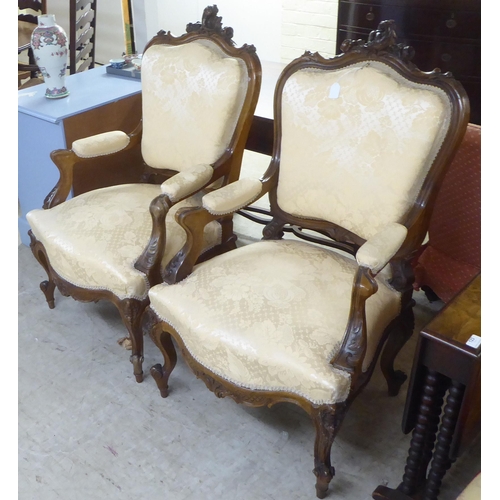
[465,334,481,348]
[329,83,341,99]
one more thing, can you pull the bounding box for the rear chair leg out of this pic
[380,301,415,396]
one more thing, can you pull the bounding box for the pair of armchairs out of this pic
[26,9,470,499]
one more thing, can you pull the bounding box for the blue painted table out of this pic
[18,66,142,246]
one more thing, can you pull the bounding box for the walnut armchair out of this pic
[142,20,469,498]
[26,6,262,383]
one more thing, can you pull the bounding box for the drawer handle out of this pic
[441,53,452,62]
[366,12,375,21]
[446,19,457,29]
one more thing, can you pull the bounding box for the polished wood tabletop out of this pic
[19,20,35,52]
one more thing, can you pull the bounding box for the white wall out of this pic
[281,0,339,62]
[45,0,340,65]
[149,0,282,62]
[148,0,338,63]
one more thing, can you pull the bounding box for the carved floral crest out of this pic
[341,20,415,64]
[186,4,235,45]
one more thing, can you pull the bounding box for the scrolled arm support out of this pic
[162,206,223,284]
[331,224,408,378]
[44,149,79,209]
[163,176,272,284]
[330,266,378,378]
[134,194,174,284]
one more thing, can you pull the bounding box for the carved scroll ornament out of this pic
[340,19,415,64]
[186,4,235,45]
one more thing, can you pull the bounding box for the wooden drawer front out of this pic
[409,40,480,78]
[337,28,479,78]
[338,1,480,40]
[338,2,407,32]
[407,7,480,40]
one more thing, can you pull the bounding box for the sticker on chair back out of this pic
[465,334,481,349]
[329,83,341,99]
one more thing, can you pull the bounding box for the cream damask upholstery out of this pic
[27,184,221,300]
[202,177,263,215]
[160,164,214,202]
[141,41,248,171]
[356,222,408,273]
[72,131,131,158]
[277,61,451,239]
[457,473,481,500]
[149,239,401,404]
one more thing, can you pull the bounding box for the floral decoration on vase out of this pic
[30,14,69,99]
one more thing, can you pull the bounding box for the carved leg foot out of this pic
[381,301,415,396]
[386,370,408,397]
[130,354,145,383]
[150,363,170,398]
[312,405,346,499]
[143,307,178,398]
[29,233,58,309]
[314,463,335,499]
[118,299,148,383]
[150,331,177,398]
[40,279,56,309]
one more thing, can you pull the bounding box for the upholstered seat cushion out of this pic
[148,240,401,404]
[27,184,221,300]
[457,473,481,500]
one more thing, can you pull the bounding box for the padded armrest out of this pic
[160,164,213,203]
[72,131,131,158]
[356,223,408,274]
[202,178,262,215]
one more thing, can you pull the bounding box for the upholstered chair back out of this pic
[276,61,452,241]
[141,39,249,172]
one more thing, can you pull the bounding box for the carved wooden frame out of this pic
[144,20,469,498]
[27,6,262,382]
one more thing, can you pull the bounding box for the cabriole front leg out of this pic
[117,298,148,383]
[312,404,346,499]
[29,231,57,309]
[150,329,177,398]
[143,307,178,398]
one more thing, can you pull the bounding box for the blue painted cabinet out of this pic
[18,66,142,246]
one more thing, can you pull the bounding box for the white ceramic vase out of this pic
[30,14,69,99]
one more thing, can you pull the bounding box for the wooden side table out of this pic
[373,274,481,500]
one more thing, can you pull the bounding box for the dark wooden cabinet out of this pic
[336,0,481,124]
